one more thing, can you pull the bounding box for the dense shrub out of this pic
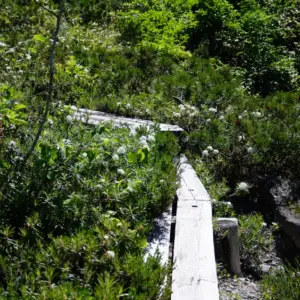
[0,103,179,297]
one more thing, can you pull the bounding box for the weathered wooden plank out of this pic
[172,155,219,300]
[73,109,184,132]
[176,155,210,201]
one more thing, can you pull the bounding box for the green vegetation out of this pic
[1,0,300,298]
[262,262,300,300]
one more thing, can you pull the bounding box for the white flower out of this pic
[247,147,255,154]
[125,103,131,109]
[202,150,209,157]
[112,154,119,161]
[66,115,73,124]
[15,156,23,161]
[213,149,219,155]
[219,115,225,120]
[208,107,217,113]
[62,139,72,145]
[206,119,211,123]
[48,119,54,126]
[237,182,249,192]
[117,102,121,107]
[127,186,133,192]
[173,112,181,118]
[238,134,245,141]
[207,146,213,151]
[252,111,262,117]
[140,140,149,150]
[0,41,7,47]
[8,140,17,148]
[117,146,126,155]
[160,180,165,184]
[146,108,150,114]
[117,168,125,175]
[104,235,109,240]
[179,104,185,111]
[129,129,136,136]
[106,250,115,259]
[147,135,155,143]
[238,115,243,120]
[71,105,77,111]
[82,152,87,158]
[262,222,267,227]
[140,136,147,142]
[26,53,31,60]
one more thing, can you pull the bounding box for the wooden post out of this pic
[216,218,242,276]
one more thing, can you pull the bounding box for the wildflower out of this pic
[219,115,225,120]
[82,152,87,158]
[66,115,73,124]
[117,146,126,155]
[202,150,209,157]
[146,108,150,114]
[238,134,245,141]
[106,250,115,259]
[117,102,121,107]
[252,111,262,117]
[208,107,217,113]
[238,115,243,120]
[237,182,249,192]
[129,129,136,136]
[112,154,119,161]
[140,136,147,142]
[207,146,213,151]
[247,147,255,154]
[117,168,125,175]
[15,156,23,161]
[262,222,267,227]
[62,139,72,145]
[8,140,17,148]
[125,103,131,109]
[173,112,181,118]
[179,104,185,111]
[104,235,109,240]
[160,180,165,184]
[206,119,211,123]
[48,119,54,126]
[71,105,77,111]
[213,149,219,155]
[147,135,155,143]
[26,53,31,60]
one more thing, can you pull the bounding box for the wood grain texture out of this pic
[172,155,219,300]
[73,109,184,132]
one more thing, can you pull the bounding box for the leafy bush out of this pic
[262,262,300,300]
[0,104,179,297]
[238,214,273,273]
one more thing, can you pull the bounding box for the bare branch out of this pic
[23,0,65,165]
[34,0,58,18]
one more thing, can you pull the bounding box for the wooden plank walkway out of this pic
[172,155,219,300]
[73,108,184,132]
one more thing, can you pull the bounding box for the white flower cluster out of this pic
[139,134,156,150]
[173,104,198,119]
[117,146,126,155]
[202,145,219,157]
[251,111,262,118]
[236,182,250,193]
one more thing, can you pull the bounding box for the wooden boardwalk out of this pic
[172,155,219,300]
[73,108,184,132]
[75,108,219,299]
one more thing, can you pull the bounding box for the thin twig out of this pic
[34,0,58,18]
[22,0,65,165]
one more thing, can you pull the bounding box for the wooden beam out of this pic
[73,108,184,132]
[172,155,219,300]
